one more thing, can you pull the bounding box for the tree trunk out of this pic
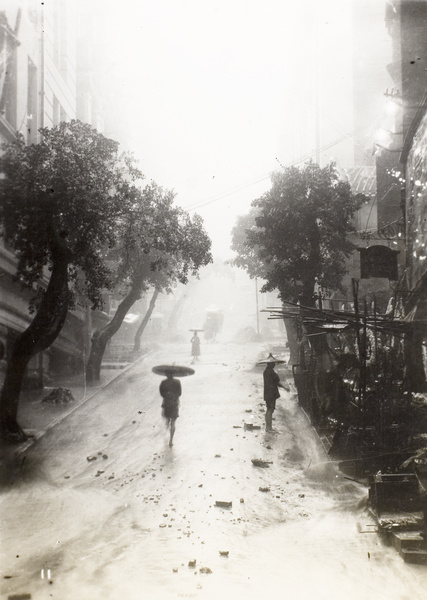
[0,250,71,442]
[86,288,141,383]
[133,288,159,352]
[283,317,300,367]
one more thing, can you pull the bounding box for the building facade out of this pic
[0,0,104,386]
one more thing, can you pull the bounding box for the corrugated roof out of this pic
[340,166,377,196]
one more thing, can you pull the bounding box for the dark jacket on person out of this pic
[263,366,281,403]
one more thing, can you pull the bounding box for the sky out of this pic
[86,0,390,258]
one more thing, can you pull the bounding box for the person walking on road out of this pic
[261,355,290,432]
[159,371,182,446]
[190,331,201,362]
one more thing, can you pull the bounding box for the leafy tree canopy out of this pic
[0,120,142,311]
[230,208,266,279]
[108,181,212,299]
[232,161,365,304]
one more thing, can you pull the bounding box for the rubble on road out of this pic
[199,567,212,574]
[42,387,75,404]
[244,423,261,431]
[251,458,272,467]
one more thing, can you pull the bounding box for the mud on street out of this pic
[2,341,427,600]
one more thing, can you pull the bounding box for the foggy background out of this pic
[73,0,391,259]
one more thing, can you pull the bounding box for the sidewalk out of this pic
[1,354,147,462]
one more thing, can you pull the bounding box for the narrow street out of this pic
[1,340,427,600]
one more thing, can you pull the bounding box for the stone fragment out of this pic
[199,567,212,574]
[42,387,75,404]
[251,459,272,468]
[259,487,270,492]
[188,559,197,567]
[215,500,232,508]
[244,423,261,431]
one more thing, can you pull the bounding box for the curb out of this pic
[13,353,149,459]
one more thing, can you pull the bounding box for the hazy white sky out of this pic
[89,0,387,258]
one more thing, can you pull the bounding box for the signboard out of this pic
[358,245,399,280]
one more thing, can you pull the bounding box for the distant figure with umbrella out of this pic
[190,329,202,363]
[152,364,195,446]
[257,353,290,432]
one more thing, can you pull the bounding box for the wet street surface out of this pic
[2,341,427,599]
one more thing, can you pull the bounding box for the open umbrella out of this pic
[256,353,286,366]
[152,364,195,377]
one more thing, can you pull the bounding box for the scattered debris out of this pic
[188,559,197,567]
[173,568,178,573]
[299,493,305,498]
[244,423,261,431]
[42,387,74,404]
[86,456,97,462]
[215,500,232,508]
[240,498,244,503]
[199,567,212,574]
[251,459,272,468]
[219,550,229,557]
[95,470,104,477]
[259,487,270,492]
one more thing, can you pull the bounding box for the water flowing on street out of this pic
[2,340,427,599]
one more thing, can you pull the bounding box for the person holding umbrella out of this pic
[159,371,181,446]
[152,364,195,447]
[257,353,290,432]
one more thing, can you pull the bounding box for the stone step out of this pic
[401,548,427,565]
[391,531,426,552]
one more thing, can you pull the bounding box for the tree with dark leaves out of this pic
[233,161,364,307]
[85,183,212,381]
[0,120,142,442]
